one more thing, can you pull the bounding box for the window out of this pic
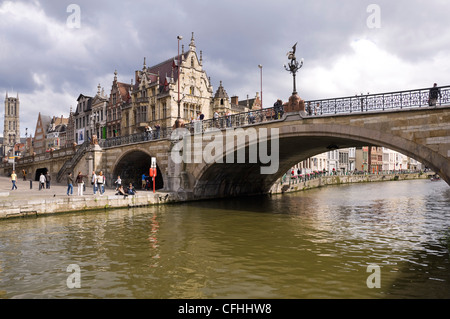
[190,86,195,95]
[162,102,167,118]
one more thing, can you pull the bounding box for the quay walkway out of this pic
[0,176,175,220]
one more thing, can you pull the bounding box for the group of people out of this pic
[144,123,161,140]
[65,171,136,197]
[38,172,52,190]
[114,175,137,197]
[10,170,52,191]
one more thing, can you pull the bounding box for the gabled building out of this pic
[122,32,213,135]
[46,115,68,151]
[73,94,93,144]
[107,70,131,138]
[33,112,52,154]
[91,84,108,140]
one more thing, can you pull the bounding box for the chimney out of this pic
[231,96,239,105]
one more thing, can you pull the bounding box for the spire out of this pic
[189,32,196,52]
[143,57,147,70]
[97,83,101,95]
[114,70,118,81]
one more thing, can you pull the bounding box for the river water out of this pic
[0,179,449,299]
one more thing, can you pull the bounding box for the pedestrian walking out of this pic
[91,171,97,194]
[114,175,122,191]
[142,173,147,189]
[97,171,105,196]
[76,171,86,196]
[45,172,51,189]
[11,170,17,190]
[67,172,74,196]
[39,173,46,190]
[22,169,27,181]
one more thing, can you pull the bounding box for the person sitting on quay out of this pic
[115,185,128,197]
[127,183,137,195]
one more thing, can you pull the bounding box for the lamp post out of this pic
[258,64,263,108]
[284,43,303,95]
[175,35,183,128]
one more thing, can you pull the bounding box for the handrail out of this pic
[95,85,450,148]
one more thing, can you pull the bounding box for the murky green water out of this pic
[0,179,449,299]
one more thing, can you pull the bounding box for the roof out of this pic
[214,81,229,99]
[117,82,131,103]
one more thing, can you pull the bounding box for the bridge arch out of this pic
[112,149,164,190]
[190,120,449,199]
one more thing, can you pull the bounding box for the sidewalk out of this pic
[0,176,117,202]
[0,176,176,219]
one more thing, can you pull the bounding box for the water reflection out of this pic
[0,180,449,298]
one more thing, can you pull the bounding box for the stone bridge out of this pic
[5,86,449,200]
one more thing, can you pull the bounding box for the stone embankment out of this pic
[0,172,436,220]
[270,172,433,194]
[0,176,177,220]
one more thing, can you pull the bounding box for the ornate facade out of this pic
[107,70,131,138]
[121,33,213,134]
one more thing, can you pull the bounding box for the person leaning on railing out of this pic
[429,83,442,107]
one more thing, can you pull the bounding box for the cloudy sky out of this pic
[1,0,449,137]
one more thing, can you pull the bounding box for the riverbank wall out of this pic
[0,172,436,220]
[0,191,181,220]
[270,172,433,194]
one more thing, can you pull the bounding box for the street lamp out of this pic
[258,64,263,108]
[284,42,304,95]
[175,35,183,128]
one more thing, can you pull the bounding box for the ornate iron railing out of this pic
[304,85,450,116]
[97,85,449,147]
[99,127,170,148]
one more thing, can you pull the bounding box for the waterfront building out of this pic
[73,94,93,144]
[33,112,52,154]
[338,148,349,173]
[122,33,213,135]
[46,116,68,151]
[90,84,108,140]
[212,82,250,117]
[2,92,20,157]
[369,146,383,174]
[328,149,339,173]
[107,70,131,138]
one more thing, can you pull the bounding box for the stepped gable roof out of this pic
[117,82,131,103]
[38,113,52,132]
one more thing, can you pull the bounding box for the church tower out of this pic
[3,92,21,155]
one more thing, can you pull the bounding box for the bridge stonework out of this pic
[5,106,449,199]
[181,106,450,199]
